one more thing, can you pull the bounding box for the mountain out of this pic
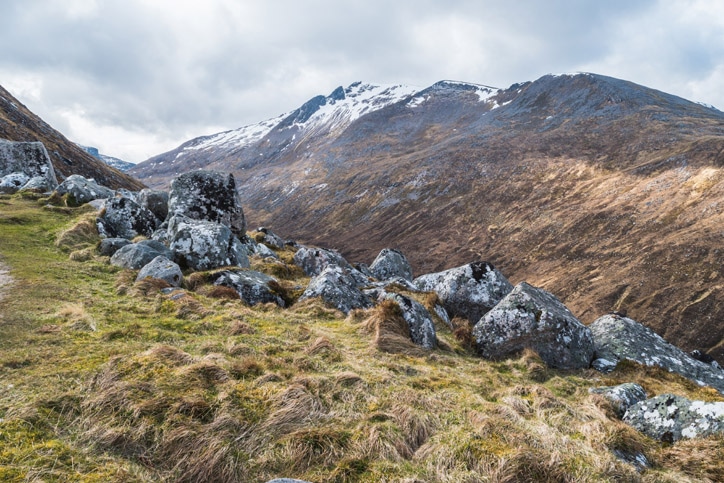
[77,144,135,172]
[0,84,143,190]
[130,73,724,359]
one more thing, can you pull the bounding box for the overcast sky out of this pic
[1,0,723,163]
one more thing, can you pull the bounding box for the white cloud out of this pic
[0,0,722,163]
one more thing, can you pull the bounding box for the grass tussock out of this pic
[55,214,100,251]
[364,299,428,357]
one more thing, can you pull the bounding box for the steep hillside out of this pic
[0,85,143,190]
[130,73,724,359]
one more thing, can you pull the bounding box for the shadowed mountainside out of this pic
[130,73,724,359]
[0,85,144,191]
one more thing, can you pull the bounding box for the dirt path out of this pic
[0,258,11,313]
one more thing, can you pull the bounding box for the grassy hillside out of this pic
[1,194,723,482]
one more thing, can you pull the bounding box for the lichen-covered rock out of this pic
[168,215,250,271]
[384,293,436,349]
[166,170,246,236]
[623,394,724,442]
[253,242,279,259]
[110,240,174,270]
[211,270,284,307]
[136,256,183,287]
[472,282,594,369]
[54,175,114,206]
[97,196,159,240]
[0,140,58,191]
[414,261,513,323]
[590,383,647,418]
[299,265,373,314]
[137,189,169,221]
[97,237,132,257]
[0,172,29,193]
[590,314,724,393]
[256,227,285,249]
[19,176,55,192]
[294,246,353,276]
[370,248,414,281]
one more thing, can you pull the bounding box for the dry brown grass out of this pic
[130,277,172,297]
[55,215,100,251]
[363,299,428,357]
[198,285,240,300]
[56,302,97,331]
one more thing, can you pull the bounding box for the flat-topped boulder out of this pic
[136,256,183,287]
[54,175,114,206]
[370,248,413,281]
[590,314,724,393]
[166,170,246,237]
[167,215,250,271]
[299,265,373,314]
[110,240,174,270]
[211,270,284,307]
[624,394,724,442]
[0,140,58,191]
[414,261,513,323]
[472,282,594,369]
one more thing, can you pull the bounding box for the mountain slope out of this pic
[130,73,724,359]
[0,85,144,190]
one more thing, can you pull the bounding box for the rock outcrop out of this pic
[293,246,354,277]
[472,282,594,369]
[589,383,647,418]
[54,175,114,206]
[166,170,246,237]
[623,394,724,442]
[370,248,413,281]
[167,216,250,271]
[299,265,373,314]
[97,196,159,240]
[110,240,174,270]
[212,270,285,307]
[136,256,183,287]
[590,314,724,393]
[414,261,513,323]
[0,172,29,193]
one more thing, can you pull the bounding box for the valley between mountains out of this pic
[131,73,724,360]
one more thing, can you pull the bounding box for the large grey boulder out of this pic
[0,172,29,193]
[623,394,724,442]
[54,175,114,206]
[136,256,183,287]
[472,282,594,369]
[166,170,246,237]
[589,383,647,418]
[212,270,284,307]
[0,140,58,191]
[137,189,169,221]
[299,265,373,314]
[97,237,132,257]
[414,261,513,323]
[110,240,174,270]
[384,293,436,349]
[370,248,414,281]
[590,314,724,393]
[97,196,159,240]
[168,215,250,271]
[294,246,353,276]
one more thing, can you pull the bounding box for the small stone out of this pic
[136,256,183,287]
[590,383,647,418]
[370,248,414,281]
